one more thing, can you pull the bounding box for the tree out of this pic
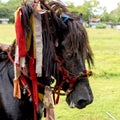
[1,0,119,24]
[109,3,120,24]
[67,0,100,21]
[0,0,20,23]
[100,8,111,23]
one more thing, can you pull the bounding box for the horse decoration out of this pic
[0,0,94,120]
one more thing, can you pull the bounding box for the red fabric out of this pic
[29,57,39,120]
[15,8,27,57]
[83,69,87,74]
[20,75,31,97]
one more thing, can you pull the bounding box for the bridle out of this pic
[7,50,92,105]
[52,54,93,104]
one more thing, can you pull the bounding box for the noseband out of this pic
[7,50,92,105]
[53,55,93,104]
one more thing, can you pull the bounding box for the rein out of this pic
[7,51,65,103]
[7,51,93,105]
[52,55,93,104]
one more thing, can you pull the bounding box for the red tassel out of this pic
[83,69,87,74]
[29,57,39,120]
[15,8,27,57]
[20,75,31,97]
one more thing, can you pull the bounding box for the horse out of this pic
[0,1,94,120]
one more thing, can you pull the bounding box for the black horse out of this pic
[0,1,94,120]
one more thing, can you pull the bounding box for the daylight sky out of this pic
[62,0,120,13]
[1,0,120,13]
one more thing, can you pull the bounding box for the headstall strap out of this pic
[53,55,93,100]
[7,48,93,106]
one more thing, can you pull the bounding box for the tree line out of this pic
[0,0,20,23]
[0,0,120,24]
[67,0,120,24]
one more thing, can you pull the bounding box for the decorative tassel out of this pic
[13,63,21,99]
[33,2,43,77]
[45,108,56,120]
[32,1,47,14]
[34,14,43,76]
[29,57,39,120]
[15,7,27,57]
[13,79,21,99]
[20,75,32,97]
[43,86,56,120]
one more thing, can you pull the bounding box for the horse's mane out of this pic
[64,20,94,67]
[10,1,93,80]
[47,1,94,67]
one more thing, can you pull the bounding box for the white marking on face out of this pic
[69,101,75,108]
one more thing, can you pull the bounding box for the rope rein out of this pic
[7,51,93,105]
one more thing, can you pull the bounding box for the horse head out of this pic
[47,1,94,109]
[28,0,94,110]
[61,20,93,109]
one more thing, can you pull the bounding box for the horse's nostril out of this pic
[76,99,88,109]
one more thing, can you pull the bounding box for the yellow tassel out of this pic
[27,14,36,58]
[38,93,44,101]
[26,14,33,51]
[13,79,21,99]
[14,7,21,23]
[33,15,36,58]
[13,63,21,99]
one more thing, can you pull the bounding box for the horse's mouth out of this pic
[67,99,88,109]
[75,100,89,109]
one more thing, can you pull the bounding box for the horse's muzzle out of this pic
[66,79,93,109]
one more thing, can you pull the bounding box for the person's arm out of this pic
[0,43,11,52]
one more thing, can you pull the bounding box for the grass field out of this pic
[0,24,120,120]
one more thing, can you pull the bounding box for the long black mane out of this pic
[10,1,93,82]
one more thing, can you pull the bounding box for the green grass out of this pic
[0,24,120,120]
[87,28,120,77]
[52,77,120,120]
[0,24,15,44]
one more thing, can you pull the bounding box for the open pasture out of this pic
[0,24,120,120]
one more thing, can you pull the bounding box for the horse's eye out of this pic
[66,53,73,60]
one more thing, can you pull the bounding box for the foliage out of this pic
[67,0,100,21]
[96,23,106,29]
[100,8,111,22]
[109,3,120,24]
[1,0,120,24]
[0,0,20,23]
[67,0,120,24]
